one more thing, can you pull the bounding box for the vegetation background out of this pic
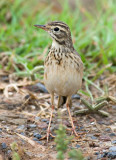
[0,0,116,81]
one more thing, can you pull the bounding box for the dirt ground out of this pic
[0,72,116,160]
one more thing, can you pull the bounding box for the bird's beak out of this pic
[34,25,49,31]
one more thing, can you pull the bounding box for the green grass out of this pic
[0,0,116,79]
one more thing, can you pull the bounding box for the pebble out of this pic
[79,126,84,130]
[112,105,116,109]
[109,146,116,152]
[7,150,11,154]
[94,152,99,155]
[25,94,30,99]
[75,144,80,148]
[37,141,42,145]
[1,143,7,149]
[8,92,13,96]
[33,138,42,144]
[35,83,48,93]
[109,133,116,137]
[100,151,116,159]
[20,132,25,136]
[17,125,25,130]
[35,116,41,121]
[112,140,116,144]
[105,128,111,132]
[91,136,97,140]
[30,105,36,110]
[33,137,39,141]
[28,124,37,128]
[102,152,108,157]
[97,121,104,125]
[107,152,116,159]
[41,119,48,122]
[42,128,46,130]
[97,154,101,159]
[1,75,9,82]
[2,121,6,124]
[71,94,80,99]
[33,133,42,139]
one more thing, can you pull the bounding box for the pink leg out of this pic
[66,97,78,137]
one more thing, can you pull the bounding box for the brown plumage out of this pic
[34,21,83,142]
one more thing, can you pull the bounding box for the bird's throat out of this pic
[51,40,74,53]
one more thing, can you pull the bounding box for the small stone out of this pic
[97,154,101,159]
[33,138,42,144]
[109,133,116,137]
[112,105,116,109]
[71,94,80,99]
[75,144,80,148]
[1,143,7,149]
[41,119,49,124]
[98,121,104,125]
[37,141,42,145]
[28,124,37,128]
[33,138,38,141]
[2,121,6,124]
[91,136,97,140]
[76,126,79,129]
[94,152,99,155]
[34,83,48,93]
[105,128,111,132]
[25,94,30,99]
[91,122,95,125]
[99,135,111,141]
[112,140,116,144]
[103,149,107,153]
[7,150,11,154]
[20,132,25,136]
[109,146,116,152]
[33,133,42,139]
[30,105,36,110]
[79,126,84,130]
[107,152,116,158]
[38,122,47,129]
[35,116,40,121]
[17,125,25,130]
[41,119,48,122]
[8,92,13,96]
[42,128,46,130]
[102,152,108,157]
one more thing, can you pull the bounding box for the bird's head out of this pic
[34,21,73,49]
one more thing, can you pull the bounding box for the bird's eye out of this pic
[54,27,59,31]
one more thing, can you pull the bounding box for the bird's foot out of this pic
[40,132,55,142]
[66,127,80,137]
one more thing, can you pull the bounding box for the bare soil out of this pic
[0,72,116,160]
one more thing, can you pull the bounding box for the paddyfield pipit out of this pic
[34,21,83,142]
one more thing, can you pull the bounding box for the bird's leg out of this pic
[66,96,78,137]
[47,105,54,142]
[57,95,61,108]
[40,93,55,142]
[46,93,54,142]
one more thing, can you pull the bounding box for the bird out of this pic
[34,21,83,142]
